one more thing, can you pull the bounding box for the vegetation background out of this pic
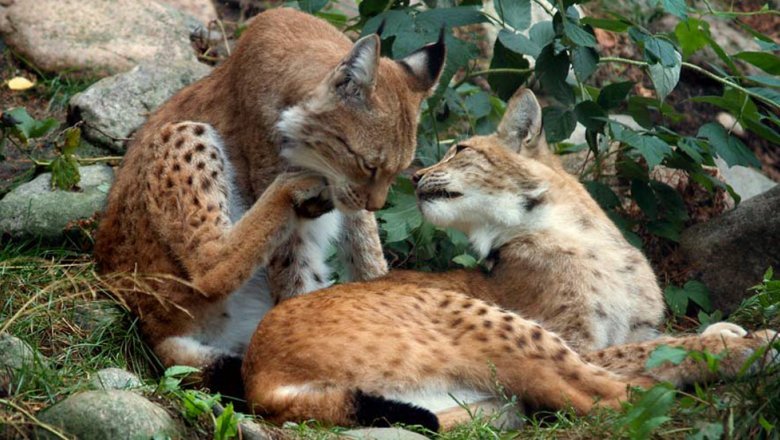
[1,0,780,438]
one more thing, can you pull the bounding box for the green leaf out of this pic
[675,19,709,59]
[631,180,658,219]
[698,122,761,168]
[662,0,687,18]
[583,181,621,209]
[748,87,780,107]
[50,155,81,191]
[62,127,81,156]
[598,81,634,109]
[535,44,574,105]
[648,55,681,101]
[610,123,672,169]
[494,0,532,31]
[497,29,541,58]
[683,280,712,312]
[464,91,492,119]
[644,37,679,67]
[571,46,599,82]
[646,345,689,369]
[5,107,58,142]
[164,365,200,378]
[452,253,478,268]
[415,7,488,28]
[542,106,577,143]
[358,0,391,18]
[377,177,423,243]
[580,17,630,32]
[297,0,328,14]
[689,422,724,440]
[677,137,704,163]
[735,51,780,75]
[620,383,676,438]
[747,75,780,88]
[488,36,531,101]
[664,285,688,315]
[574,100,606,131]
[529,21,555,47]
[215,403,240,440]
[563,18,597,47]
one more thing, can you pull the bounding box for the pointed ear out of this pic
[497,88,543,152]
[332,34,381,104]
[398,30,446,93]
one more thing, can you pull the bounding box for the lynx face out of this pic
[413,89,565,257]
[279,34,446,212]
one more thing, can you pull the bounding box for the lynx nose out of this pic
[411,172,422,188]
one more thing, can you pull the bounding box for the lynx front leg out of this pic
[144,122,325,299]
[341,210,388,281]
[267,211,343,303]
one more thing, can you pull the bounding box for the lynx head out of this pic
[278,33,446,212]
[413,88,566,257]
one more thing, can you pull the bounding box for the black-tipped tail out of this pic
[202,355,247,412]
[352,390,440,432]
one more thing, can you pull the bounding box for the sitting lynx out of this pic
[94,7,445,394]
[242,89,777,430]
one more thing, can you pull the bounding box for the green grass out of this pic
[1,243,779,439]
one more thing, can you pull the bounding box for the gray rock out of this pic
[70,61,212,151]
[715,157,777,202]
[342,428,429,440]
[0,333,48,394]
[72,300,125,333]
[0,164,114,240]
[160,0,218,26]
[89,368,143,390]
[681,185,780,313]
[0,0,198,76]
[36,390,182,440]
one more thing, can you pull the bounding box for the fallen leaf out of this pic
[8,76,35,91]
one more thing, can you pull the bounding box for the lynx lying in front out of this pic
[243,89,777,430]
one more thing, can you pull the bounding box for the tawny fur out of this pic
[242,89,777,429]
[401,88,665,352]
[94,8,445,375]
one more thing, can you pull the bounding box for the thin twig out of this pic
[0,399,70,440]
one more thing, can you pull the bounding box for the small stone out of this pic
[0,333,48,394]
[342,428,430,440]
[160,0,218,26]
[0,0,198,76]
[36,390,181,440]
[715,157,776,202]
[70,61,212,151]
[681,185,780,313]
[89,368,142,390]
[0,164,114,240]
[72,300,125,333]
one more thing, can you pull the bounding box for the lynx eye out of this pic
[359,157,377,178]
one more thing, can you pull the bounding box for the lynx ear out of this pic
[332,34,381,104]
[398,29,447,92]
[497,88,543,152]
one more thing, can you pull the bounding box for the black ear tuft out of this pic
[376,18,386,37]
[397,28,447,93]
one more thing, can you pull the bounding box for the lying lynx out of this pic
[392,88,664,352]
[94,7,445,394]
[242,89,777,430]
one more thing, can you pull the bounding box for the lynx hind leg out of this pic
[155,336,244,400]
[702,322,748,338]
[583,329,779,387]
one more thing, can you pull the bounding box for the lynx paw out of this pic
[279,172,334,219]
[702,322,748,338]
